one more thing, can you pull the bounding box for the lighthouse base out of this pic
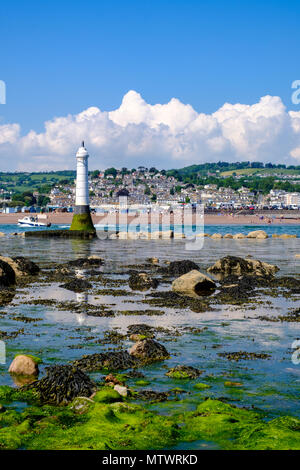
[70,206,95,232]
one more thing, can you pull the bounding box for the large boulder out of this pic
[224,233,233,239]
[0,260,15,287]
[0,256,39,278]
[9,354,39,376]
[161,230,174,239]
[233,233,246,239]
[172,269,216,296]
[129,272,159,290]
[210,233,223,239]
[207,255,279,278]
[167,260,199,276]
[129,339,169,363]
[247,230,268,239]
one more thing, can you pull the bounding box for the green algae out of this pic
[0,389,299,450]
[194,383,211,390]
[0,385,35,404]
[135,380,150,386]
[166,366,203,380]
[94,388,123,404]
[224,381,244,388]
[179,399,300,450]
[13,353,42,364]
[70,213,95,232]
[167,370,191,379]
[0,399,179,450]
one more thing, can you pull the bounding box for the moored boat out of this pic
[18,216,51,227]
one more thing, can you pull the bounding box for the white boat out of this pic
[18,216,51,227]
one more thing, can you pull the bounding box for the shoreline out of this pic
[1,212,300,226]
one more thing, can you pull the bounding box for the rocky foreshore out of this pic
[0,251,299,450]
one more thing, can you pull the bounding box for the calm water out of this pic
[0,224,299,423]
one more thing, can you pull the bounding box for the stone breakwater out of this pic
[0,228,298,240]
[97,229,298,240]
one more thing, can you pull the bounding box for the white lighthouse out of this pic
[70,141,95,232]
[75,141,89,209]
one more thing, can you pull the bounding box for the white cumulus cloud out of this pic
[1,90,300,171]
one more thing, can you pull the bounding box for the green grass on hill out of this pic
[220,168,300,177]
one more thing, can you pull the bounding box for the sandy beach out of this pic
[1,211,300,226]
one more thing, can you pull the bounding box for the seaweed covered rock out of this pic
[166,365,203,379]
[0,260,15,288]
[59,278,92,293]
[127,324,155,338]
[93,388,122,403]
[72,350,139,371]
[0,256,40,278]
[147,257,159,265]
[135,390,171,402]
[167,260,199,276]
[70,396,94,414]
[0,288,15,306]
[216,275,259,304]
[207,256,278,278]
[27,365,97,405]
[129,272,159,291]
[172,269,216,296]
[65,256,103,268]
[8,355,39,377]
[129,339,169,363]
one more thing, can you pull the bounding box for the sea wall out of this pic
[24,230,96,239]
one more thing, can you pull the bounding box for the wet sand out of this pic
[1,211,300,226]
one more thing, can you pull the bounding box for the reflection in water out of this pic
[75,265,89,324]
[76,292,88,325]
[75,268,86,279]
[70,238,92,259]
[10,374,37,387]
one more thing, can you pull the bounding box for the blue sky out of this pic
[1,0,300,170]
